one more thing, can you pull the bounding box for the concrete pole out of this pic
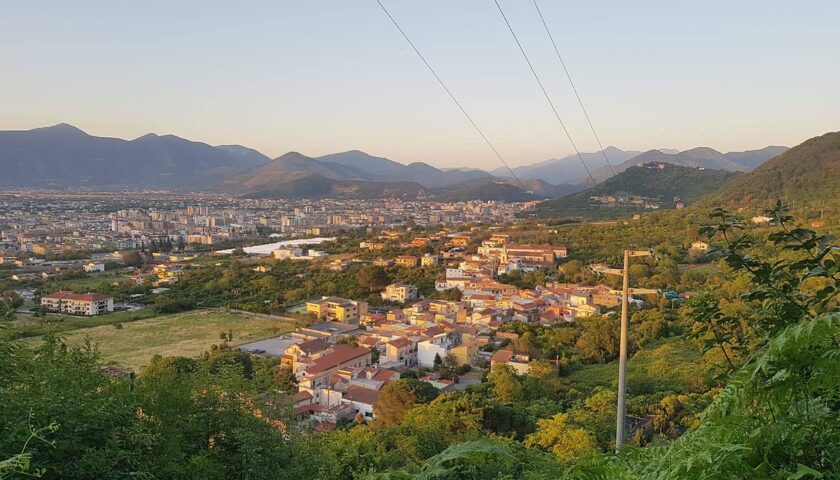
[616,249,630,450]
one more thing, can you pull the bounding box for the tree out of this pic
[121,250,143,267]
[356,266,390,293]
[273,366,298,393]
[524,412,598,463]
[488,364,521,404]
[374,379,439,426]
[575,316,620,363]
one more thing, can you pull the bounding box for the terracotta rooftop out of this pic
[306,344,371,375]
[387,337,413,348]
[42,291,111,302]
[343,385,380,406]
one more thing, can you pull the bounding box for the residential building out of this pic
[382,337,417,367]
[41,291,114,316]
[395,255,418,268]
[83,262,105,272]
[381,283,418,303]
[420,253,439,267]
[306,297,368,324]
[490,349,531,375]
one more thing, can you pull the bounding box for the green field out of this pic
[49,272,133,290]
[12,308,158,337]
[22,310,294,370]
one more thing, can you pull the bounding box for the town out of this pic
[1,197,702,431]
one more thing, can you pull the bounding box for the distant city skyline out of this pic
[2,1,838,168]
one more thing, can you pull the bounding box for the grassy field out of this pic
[566,338,710,396]
[22,310,295,370]
[49,272,133,290]
[12,308,158,337]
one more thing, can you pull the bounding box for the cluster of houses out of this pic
[256,231,656,430]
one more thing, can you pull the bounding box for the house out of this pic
[410,237,430,248]
[449,236,470,247]
[490,349,531,375]
[382,337,417,367]
[41,291,114,316]
[420,254,439,267]
[381,283,418,303]
[282,339,331,368]
[83,262,105,273]
[298,344,373,391]
[343,385,380,420]
[417,332,456,367]
[306,297,368,324]
[450,340,480,366]
[395,255,418,268]
[689,241,710,256]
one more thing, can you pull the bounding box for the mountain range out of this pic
[0,124,788,202]
[0,124,268,188]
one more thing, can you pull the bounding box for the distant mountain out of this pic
[585,146,787,184]
[493,147,642,185]
[529,162,740,219]
[0,124,270,188]
[705,132,840,208]
[215,144,271,165]
[315,150,491,188]
[225,151,585,201]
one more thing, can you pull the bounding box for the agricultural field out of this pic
[22,309,295,370]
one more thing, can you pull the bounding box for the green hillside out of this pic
[706,131,840,208]
[529,162,739,218]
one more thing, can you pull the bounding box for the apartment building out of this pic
[41,291,114,316]
[306,297,368,324]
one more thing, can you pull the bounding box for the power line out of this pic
[374,0,526,191]
[533,0,615,177]
[493,0,596,186]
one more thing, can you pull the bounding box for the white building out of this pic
[83,262,105,273]
[417,333,455,367]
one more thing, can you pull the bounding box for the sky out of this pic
[1,1,838,169]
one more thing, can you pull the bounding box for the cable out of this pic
[374,0,527,191]
[533,0,615,177]
[494,0,596,186]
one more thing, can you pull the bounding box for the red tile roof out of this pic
[42,291,111,302]
[388,337,413,348]
[306,344,371,375]
[491,350,514,363]
[343,385,380,406]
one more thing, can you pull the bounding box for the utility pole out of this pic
[591,249,657,450]
[616,250,630,449]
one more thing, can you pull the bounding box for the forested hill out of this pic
[704,131,840,208]
[528,162,739,218]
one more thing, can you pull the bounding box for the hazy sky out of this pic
[2,1,838,168]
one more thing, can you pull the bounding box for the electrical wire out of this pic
[533,0,615,177]
[374,0,527,191]
[494,0,596,186]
